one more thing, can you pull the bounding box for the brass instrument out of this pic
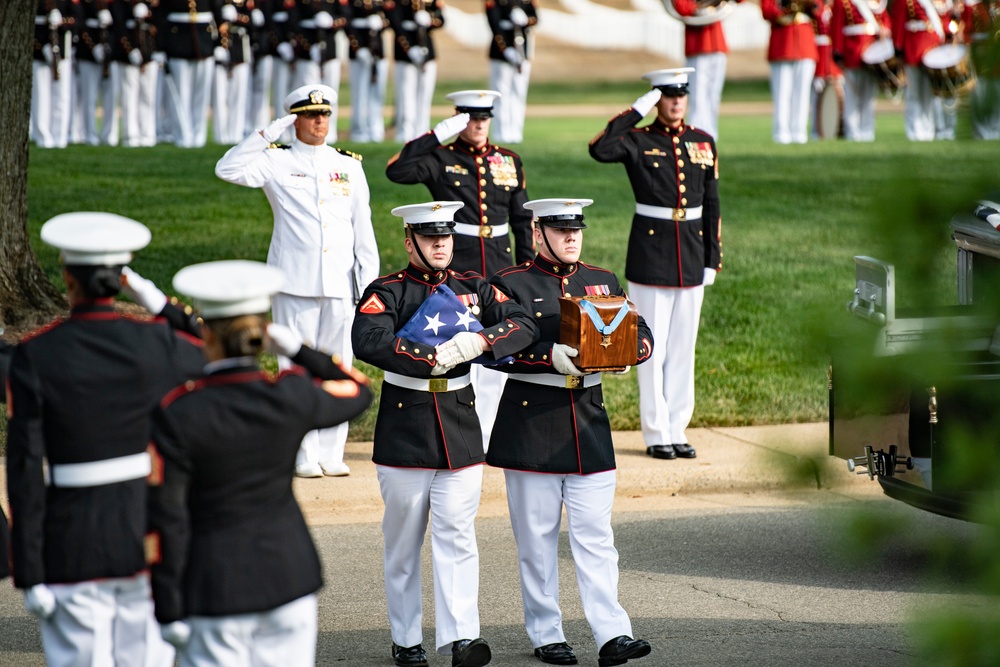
[662,0,734,26]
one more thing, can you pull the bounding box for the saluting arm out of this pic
[214,130,277,188]
[509,171,535,266]
[385,132,441,184]
[588,108,643,163]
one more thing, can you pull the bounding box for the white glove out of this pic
[433,113,470,143]
[24,584,57,620]
[975,200,1000,228]
[276,41,294,62]
[42,44,53,65]
[702,268,717,286]
[551,344,584,376]
[611,365,631,375]
[430,359,454,375]
[261,114,297,143]
[97,8,113,27]
[251,8,265,26]
[414,9,432,27]
[314,10,334,29]
[503,46,522,66]
[510,6,529,26]
[408,46,427,67]
[92,43,107,64]
[632,89,662,117]
[812,77,825,94]
[133,3,150,20]
[354,46,373,64]
[214,45,230,64]
[221,3,238,23]
[265,323,303,358]
[48,9,63,27]
[151,51,167,65]
[367,13,383,30]
[128,48,144,67]
[435,331,487,368]
[309,43,322,63]
[160,621,192,649]
[121,267,168,314]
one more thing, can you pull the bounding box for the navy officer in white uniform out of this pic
[215,83,380,478]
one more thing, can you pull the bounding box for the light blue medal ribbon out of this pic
[580,299,630,337]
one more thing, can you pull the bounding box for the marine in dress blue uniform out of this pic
[488,198,654,667]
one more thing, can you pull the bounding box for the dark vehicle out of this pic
[829,206,1000,522]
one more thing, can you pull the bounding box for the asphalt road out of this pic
[0,488,986,667]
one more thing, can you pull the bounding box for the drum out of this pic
[815,79,843,140]
[861,38,906,93]
[922,44,977,98]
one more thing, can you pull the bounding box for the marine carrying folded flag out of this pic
[396,285,510,365]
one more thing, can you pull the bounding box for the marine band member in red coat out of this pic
[589,68,722,462]
[488,198,654,667]
[831,0,891,141]
[964,0,1000,139]
[762,0,820,143]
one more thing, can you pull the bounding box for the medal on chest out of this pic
[487,154,518,188]
[685,142,714,166]
[329,172,351,196]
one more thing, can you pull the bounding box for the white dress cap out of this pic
[445,90,502,115]
[523,198,594,219]
[391,201,465,228]
[41,212,152,266]
[173,260,286,319]
[642,67,696,88]
[283,84,337,114]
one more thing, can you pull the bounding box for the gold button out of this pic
[653,162,659,168]
[680,184,686,193]
[454,181,461,186]
[698,230,703,236]
[535,312,542,317]
[488,334,494,339]
[679,173,686,181]
[479,167,486,174]
[681,198,688,205]
[678,160,685,167]
[481,215,488,222]
[675,148,682,155]
[480,203,487,210]
[542,355,548,360]
[401,345,407,351]
[414,348,420,354]
[319,199,324,205]
[673,136,680,143]
[479,191,486,199]
[428,354,433,359]
[423,274,429,280]
[323,248,328,252]
[529,354,535,359]
[498,327,504,332]
[480,179,486,186]
[476,157,483,164]
[398,403,403,408]
[397,273,403,278]
[565,292,572,297]
[563,278,569,284]
[554,267,560,273]
[505,186,510,191]
[648,229,654,235]
[522,401,528,407]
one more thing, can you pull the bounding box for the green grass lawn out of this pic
[23,99,998,440]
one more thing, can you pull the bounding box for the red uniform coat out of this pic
[673,0,733,56]
[891,0,954,66]
[762,0,820,62]
[831,0,891,69]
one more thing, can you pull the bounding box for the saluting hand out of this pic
[121,266,168,314]
[261,114,297,143]
[433,113,470,144]
[632,89,662,117]
[265,323,303,358]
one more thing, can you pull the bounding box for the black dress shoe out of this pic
[534,641,578,665]
[452,637,492,667]
[392,643,428,667]
[646,444,677,460]
[597,636,652,666]
[672,443,697,459]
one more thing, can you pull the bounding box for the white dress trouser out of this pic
[121,62,159,147]
[471,364,506,453]
[164,57,214,148]
[269,58,294,143]
[686,52,727,139]
[180,593,317,667]
[377,464,483,654]
[629,282,705,446]
[769,58,815,144]
[489,59,531,144]
[40,573,174,667]
[971,76,1000,140]
[504,470,633,649]
[31,59,73,148]
[247,54,274,134]
[842,67,877,142]
[272,294,354,468]
[291,59,342,143]
[213,61,251,144]
[904,65,956,141]
[394,60,437,143]
[349,57,387,142]
[76,60,120,146]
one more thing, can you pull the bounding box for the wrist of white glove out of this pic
[632,89,662,117]
[92,44,107,64]
[261,114,297,143]
[414,9,432,27]
[355,46,373,64]
[367,14,383,30]
[48,9,63,27]
[97,8,113,27]
[128,48,144,66]
[503,46,521,66]
[251,8,265,26]
[408,47,426,66]
[551,344,584,376]
[433,113,470,143]
[430,360,453,375]
[221,4,238,23]
[152,51,167,64]
[276,41,294,62]
[134,3,150,20]
[435,331,486,368]
[160,621,192,649]
[314,10,334,29]
[121,267,168,314]
[265,323,303,358]
[24,584,57,620]
[214,45,230,64]
[510,7,529,26]
[702,268,717,287]
[309,43,322,63]
[610,365,631,376]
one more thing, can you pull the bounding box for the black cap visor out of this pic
[537,214,587,230]
[408,221,456,237]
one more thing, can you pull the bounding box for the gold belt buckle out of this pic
[480,225,493,238]
[428,378,448,393]
[565,375,582,389]
[672,208,686,222]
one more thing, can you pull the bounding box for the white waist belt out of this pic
[168,12,213,23]
[273,11,289,22]
[298,19,319,28]
[35,16,49,25]
[453,222,510,238]
[401,20,418,30]
[815,35,832,45]
[383,371,472,393]
[85,19,104,29]
[843,23,878,36]
[905,20,930,31]
[508,373,602,389]
[635,203,703,221]
[351,18,376,28]
[49,452,151,488]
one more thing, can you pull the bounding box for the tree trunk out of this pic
[0,0,65,330]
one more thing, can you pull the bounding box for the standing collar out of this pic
[69,298,117,317]
[453,137,492,156]
[404,263,450,285]
[203,357,258,375]
[291,139,328,156]
[532,255,578,277]
[651,119,686,136]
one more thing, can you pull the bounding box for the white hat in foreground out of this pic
[445,90,501,117]
[41,212,151,266]
[283,84,337,114]
[524,198,593,229]
[392,201,464,235]
[642,68,695,94]
[173,260,285,319]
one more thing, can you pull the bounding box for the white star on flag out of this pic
[454,308,476,331]
[423,312,445,336]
